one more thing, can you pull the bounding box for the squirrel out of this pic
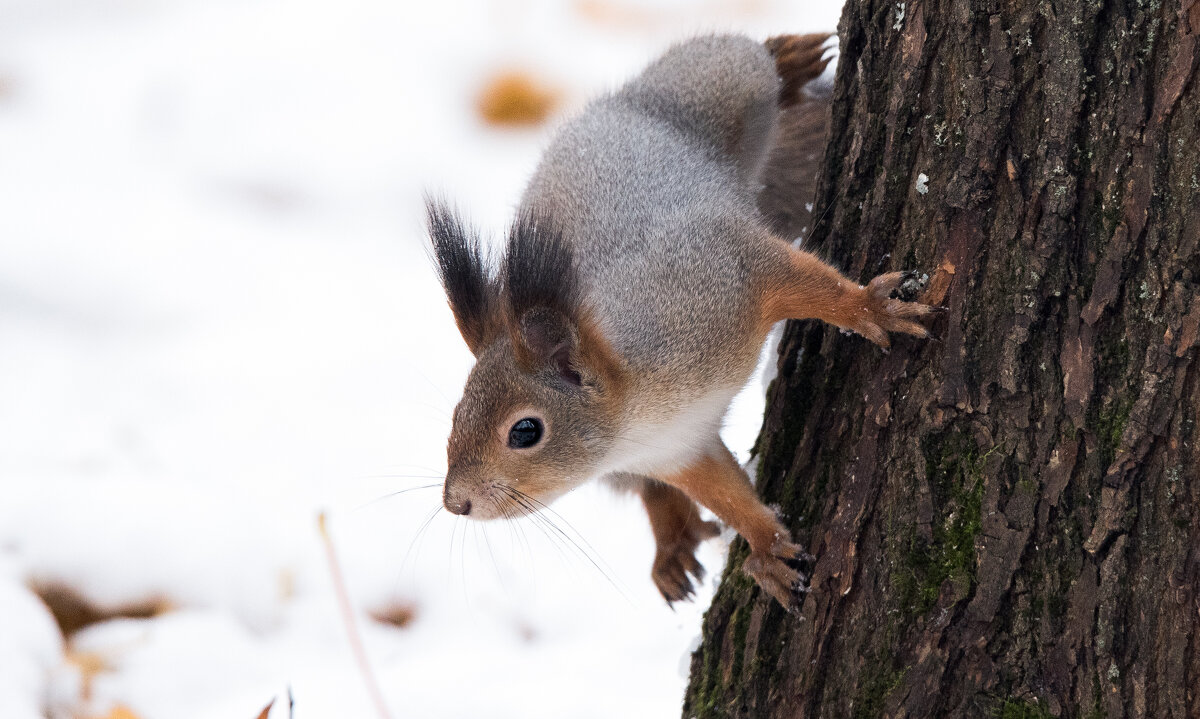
[427,33,934,610]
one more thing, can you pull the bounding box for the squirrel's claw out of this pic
[765,33,835,108]
[854,271,938,347]
[742,539,814,613]
[653,554,701,604]
[651,518,720,606]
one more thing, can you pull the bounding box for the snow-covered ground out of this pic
[0,1,839,717]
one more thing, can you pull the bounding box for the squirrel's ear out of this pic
[427,198,497,356]
[516,308,583,386]
[502,211,589,385]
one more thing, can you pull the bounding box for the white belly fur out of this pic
[596,385,740,478]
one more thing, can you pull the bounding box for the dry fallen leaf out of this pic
[369,600,417,629]
[476,71,560,127]
[255,698,275,719]
[31,580,171,637]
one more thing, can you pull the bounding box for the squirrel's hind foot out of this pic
[652,517,721,606]
[765,33,834,108]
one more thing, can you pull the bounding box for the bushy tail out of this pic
[757,34,834,243]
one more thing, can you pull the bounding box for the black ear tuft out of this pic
[502,210,580,321]
[502,211,585,379]
[426,197,497,355]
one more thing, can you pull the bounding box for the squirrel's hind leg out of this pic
[657,441,812,611]
[761,243,936,348]
[757,34,833,240]
[634,479,721,605]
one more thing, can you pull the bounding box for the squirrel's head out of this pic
[427,200,625,520]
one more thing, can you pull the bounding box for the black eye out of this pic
[508,417,543,449]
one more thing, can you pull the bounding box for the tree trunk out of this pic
[684,0,1200,716]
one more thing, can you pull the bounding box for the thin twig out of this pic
[318,512,395,719]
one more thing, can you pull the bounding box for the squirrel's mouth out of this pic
[483,483,542,521]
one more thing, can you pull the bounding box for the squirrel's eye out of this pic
[508,417,543,449]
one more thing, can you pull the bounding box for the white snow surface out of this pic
[0,0,839,717]
[0,564,66,719]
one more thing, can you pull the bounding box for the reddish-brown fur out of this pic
[639,481,721,603]
[762,245,933,347]
[659,447,812,604]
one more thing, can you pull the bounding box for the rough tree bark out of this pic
[685,0,1200,717]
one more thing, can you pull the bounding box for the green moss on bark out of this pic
[891,431,989,617]
[853,658,906,719]
[995,698,1055,719]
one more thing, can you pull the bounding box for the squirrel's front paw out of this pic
[853,271,937,348]
[741,538,814,612]
[651,518,721,605]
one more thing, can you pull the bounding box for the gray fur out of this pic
[520,34,799,412]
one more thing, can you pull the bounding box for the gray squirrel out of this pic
[427,33,933,610]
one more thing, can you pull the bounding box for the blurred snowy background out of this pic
[0,0,839,717]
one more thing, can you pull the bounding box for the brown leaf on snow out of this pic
[29,580,172,638]
[476,71,560,127]
[369,600,418,629]
[255,698,275,719]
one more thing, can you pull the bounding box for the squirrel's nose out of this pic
[442,468,474,515]
[445,498,472,516]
